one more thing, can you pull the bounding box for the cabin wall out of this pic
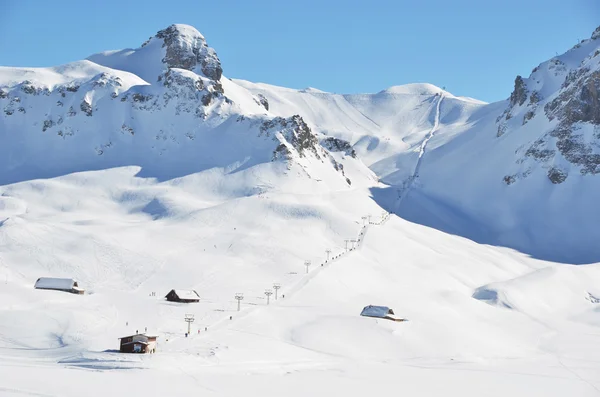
[147,340,157,353]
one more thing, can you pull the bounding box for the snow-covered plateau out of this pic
[1,24,600,396]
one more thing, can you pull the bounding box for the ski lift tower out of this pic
[184,314,195,335]
[235,293,244,311]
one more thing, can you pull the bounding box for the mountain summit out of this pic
[0,24,367,188]
[1,23,600,263]
[88,24,222,83]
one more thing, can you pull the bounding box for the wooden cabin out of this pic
[165,289,200,303]
[118,333,158,354]
[34,277,84,294]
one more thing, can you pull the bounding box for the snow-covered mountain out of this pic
[0,24,369,189]
[1,23,600,397]
[238,26,600,264]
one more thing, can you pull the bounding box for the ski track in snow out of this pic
[396,94,443,212]
[2,23,600,397]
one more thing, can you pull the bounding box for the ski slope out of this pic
[1,166,600,396]
[1,23,600,397]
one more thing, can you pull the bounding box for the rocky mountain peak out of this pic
[592,26,600,41]
[149,24,222,81]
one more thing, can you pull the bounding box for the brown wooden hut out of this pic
[118,333,158,354]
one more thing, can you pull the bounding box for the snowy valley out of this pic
[1,24,600,397]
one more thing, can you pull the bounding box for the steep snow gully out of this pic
[395,94,443,212]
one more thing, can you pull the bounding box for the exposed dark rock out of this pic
[42,119,55,132]
[497,123,507,137]
[17,107,25,113]
[0,90,7,99]
[213,82,224,94]
[503,175,516,185]
[162,69,204,91]
[523,110,535,125]
[525,139,555,162]
[321,137,357,158]
[529,91,540,105]
[256,94,269,110]
[509,75,528,107]
[201,93,213,106]
[20,81,37,95]
[66,85,79,93]
[286,115,319,158]
[272,144,291,161]
[141,36,152,47]
[80,100,93,116]
[155,25,223,81]
[93,73,122,88]
[262,115,320,159]
[57,128,74,138]
[132,93,152,103]
[121,124,135,135]
[548,167,568,184]
[67,106,77,117]
[541,68,600,174]
[592,26,600,40]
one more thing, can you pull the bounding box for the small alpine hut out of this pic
[360,305,403,322]
[165,289,200,303]
[118,333,158,354]
[34,278,84,294]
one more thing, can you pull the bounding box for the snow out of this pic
[1,23,600,397]
[172,290,200,300]
[33,277,79,291]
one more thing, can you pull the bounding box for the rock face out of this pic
[509,76,528,107]
[497,25,600,184]
[321,137,356,158]
[155,24,223,81]
[260,115,320,159]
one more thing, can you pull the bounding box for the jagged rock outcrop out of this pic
[261,115,320,159]
[155,24,223,82]
[255,94,269,110]
[499,25,600,184]
[320,137,356,158]
[509,76,528,107]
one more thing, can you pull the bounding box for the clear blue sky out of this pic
[0,0,598,102]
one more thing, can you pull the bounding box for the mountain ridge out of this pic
[1,23,600,263]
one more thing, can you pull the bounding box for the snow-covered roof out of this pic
[119,333,158,340]
[360,305,394,318]
[173,290,200,299]
[121,340,149,346]
[34,277,79,290]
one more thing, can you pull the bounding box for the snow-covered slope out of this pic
[0,24,369,189]
[1,23,600,397]
[239,27,600,264]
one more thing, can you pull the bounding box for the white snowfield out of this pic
[1,24,600,397]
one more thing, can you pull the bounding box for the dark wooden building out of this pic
[165,289,200,303]
[118,333,158,354]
